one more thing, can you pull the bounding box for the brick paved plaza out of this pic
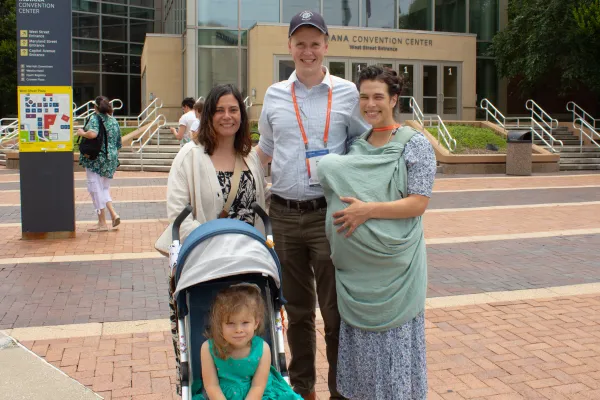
[1,167,600,399]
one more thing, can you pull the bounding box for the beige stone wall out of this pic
[247,24,477,120]
[141,35,184,123]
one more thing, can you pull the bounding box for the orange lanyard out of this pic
[372,124,401,132]
[291,76,333,150]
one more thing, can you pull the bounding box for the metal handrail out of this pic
[409,97,425,128]
[409,97,456,152]
[480,98,507,126]
[567,101,599,131]
[426,115,457,152]
[137,97,163,129]
[528,118,563,153]
[481,98,563,153]
[0,120,19,149]
[130,114,168,171]
[573,118,600,152]
[73,98,124,128]
[526,99,559,132]
[243,96,253,111]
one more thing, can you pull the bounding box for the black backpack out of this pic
[79,115,108,161]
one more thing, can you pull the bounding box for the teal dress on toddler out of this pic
[192,336,301,400]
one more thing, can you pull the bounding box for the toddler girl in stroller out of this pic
[197,283,300,399]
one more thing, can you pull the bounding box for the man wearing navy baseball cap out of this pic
[256,9,368,400]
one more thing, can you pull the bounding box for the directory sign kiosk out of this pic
[17,1,75,238]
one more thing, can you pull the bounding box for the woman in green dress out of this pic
[317,65,436,399]
[195,284,301,400]
[76,96,122,232]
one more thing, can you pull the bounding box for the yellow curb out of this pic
[426,201,600,213]
[10,323,102,341]
[426,228,600,245]
[435,173,600,181]
[0,252,164,265]
[0,200,167,207]
[426,282,600,309]
[102,319,171,336]
[5,283,600,341]
[433,184,600,193]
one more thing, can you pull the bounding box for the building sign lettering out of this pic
[330,33,434,52]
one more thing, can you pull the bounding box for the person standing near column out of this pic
[256,10,369,400]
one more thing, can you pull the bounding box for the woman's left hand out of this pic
[76,128,85,137]
[333,197,372,238]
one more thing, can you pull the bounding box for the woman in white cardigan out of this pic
[155,84,268,395]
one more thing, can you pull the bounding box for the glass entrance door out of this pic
[422,64,439,115]
[397,63,415,120]
[441,64,460,119]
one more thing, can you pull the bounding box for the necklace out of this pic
[372,123,401,132]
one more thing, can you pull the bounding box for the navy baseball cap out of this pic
[288,10,329,37]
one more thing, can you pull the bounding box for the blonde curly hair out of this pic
[206,283,265,359]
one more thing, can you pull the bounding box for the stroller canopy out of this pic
[174,219,282,299]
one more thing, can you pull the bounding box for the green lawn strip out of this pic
[426,125,507,154]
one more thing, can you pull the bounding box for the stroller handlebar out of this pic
[172,204,194,242]
[251,202,272,238]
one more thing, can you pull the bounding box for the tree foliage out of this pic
[0,0,16,117]
[490,0,600,96]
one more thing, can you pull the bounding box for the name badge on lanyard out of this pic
[291,76,333,187]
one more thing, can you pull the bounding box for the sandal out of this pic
[112,215,121,228]
[88,225,109,232]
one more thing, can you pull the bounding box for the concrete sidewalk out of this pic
[0,331,101,400]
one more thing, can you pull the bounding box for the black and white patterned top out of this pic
[400,131,437,198]
[217,170,257,225]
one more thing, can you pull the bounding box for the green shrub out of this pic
[426,125,506,154]
[251,133,260,142]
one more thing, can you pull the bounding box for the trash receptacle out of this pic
[506,130,533,176]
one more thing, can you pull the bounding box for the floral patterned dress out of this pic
[79,113,122,179]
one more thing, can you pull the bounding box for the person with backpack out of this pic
[76,95,122,232]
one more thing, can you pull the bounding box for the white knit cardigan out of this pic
[154,141,268,255]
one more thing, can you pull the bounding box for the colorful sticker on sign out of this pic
[18,86,73,152]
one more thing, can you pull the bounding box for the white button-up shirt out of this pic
[258,67,370,201]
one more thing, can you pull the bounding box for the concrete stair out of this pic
[0,151,6,167]
[118,129,179,172]
[532,126,600,171]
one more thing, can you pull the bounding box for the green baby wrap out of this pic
[316,127,428,332]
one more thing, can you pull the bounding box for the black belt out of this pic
[271,194,327,211]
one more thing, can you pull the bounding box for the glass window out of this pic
[130,76,142,115]
[103,74,129,115]
[283,0,321,25]
[198,47,239,98]
[198,0,237,27]
[278,59,295,81]
[73,73,101,107]
[102,3,127,16]
[130,0,154,7]
[398,0,432,30]
[130,7,154,19]
[72,0,98,13]
[241,49,248,97]
[73,52,100,72]
[476,58,498,110]
[242,0,280,28]
[102,41,128,53]
[324,0,359,26]
[102,54,127,73]
[435,0,466,33]
[470,0,498,41]
[363,0,396,28]
[73,13,99,39]
[102,16,127,41]
[130,44,144,55]
[130,19,154,42]
[476,41,492,57]
[130,56,141,74]
[73,39,100,52]
[198,29,246,46]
